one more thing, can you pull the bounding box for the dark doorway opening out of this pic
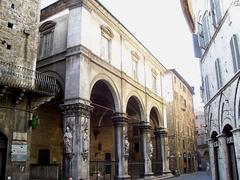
[0,131,7,180]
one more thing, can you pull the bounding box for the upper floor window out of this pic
[151,69,157,92]
[39,21,56,59]
[131,50,139,80]
[215,58,223,89]
[100,25,113,62]
[202,13,211,47]
[205,75,210,101]
[210,0,222,27]
[230,34,240,73]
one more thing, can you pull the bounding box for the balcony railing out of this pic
[0,61,59,96]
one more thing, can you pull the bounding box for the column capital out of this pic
[154,127,168,136]
[217,133,226,139]
[60,102,93,118]
[231,128,240,134]
[138,121,151,131]
[112,112,128,126]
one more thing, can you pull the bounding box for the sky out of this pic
[41,0,204,111]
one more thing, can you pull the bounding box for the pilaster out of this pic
[231,128,240,179]
[158,128,171,175]
[139,121,154,177]
[208,138,218,180]
[112,112,130,180]
[60,102,93,180]
[217,133,231,180]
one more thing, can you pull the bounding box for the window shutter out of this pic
[230,36,238,73]
[198,23,205,49]
[215,59,223,89]
[210,0,217,27]
[202,15,211,47]
[234,35,240,71]
[215,0,222,24]
[205,76,210,101]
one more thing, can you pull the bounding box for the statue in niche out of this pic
[64,126,73,154]
[149,140,153,159]
[82,128,89,160]
[124,136,129,157]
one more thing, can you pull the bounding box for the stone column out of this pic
[208,139,217,180]
[232,128,240,178]
[154,128,163,175]
[60,102,93,180]
[217,134,231,180]
[112,113,130,180]
[139,122,154,177]
[159,128,171,175]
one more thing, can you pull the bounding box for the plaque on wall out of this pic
[11,144,27,162]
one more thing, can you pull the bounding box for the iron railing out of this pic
[0,61,59,95]
[90,161,116,180]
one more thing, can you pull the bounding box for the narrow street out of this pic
[169,171,211,180]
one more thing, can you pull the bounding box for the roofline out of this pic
[169,69,195,94]
[180,0,195,33]
[41,0,168,71]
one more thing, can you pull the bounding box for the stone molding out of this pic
[231,128,240,134]
[138,121,151,131]
[60,103,93,118]
[112,112,128,126]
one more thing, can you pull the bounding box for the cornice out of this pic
[60,102,93,118]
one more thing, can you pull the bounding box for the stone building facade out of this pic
[0,0,58,180]
[195,110,209,171]
[37,0,172,179]
[181,0,240,179]
[163,69,196,174]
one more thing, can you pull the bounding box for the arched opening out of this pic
[126,96,143,179]
[211,131,220,180]
[149,107,162,175]
[223,124,238,180]
[30,86,64,180]
[0,131,7,180]
[203,151,209,171]
[90,80,116,179]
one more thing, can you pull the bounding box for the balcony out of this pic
[0,61,59,96]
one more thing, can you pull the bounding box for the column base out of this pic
[143,172,154,178]
[114,175,131,180]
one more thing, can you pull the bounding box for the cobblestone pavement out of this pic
[169,171,211,180]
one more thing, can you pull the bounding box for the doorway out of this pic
[0,131,7,180]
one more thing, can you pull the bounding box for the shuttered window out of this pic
[215,58,223,89]
[210,0,222,27]
[230,34,240,73]
[205,75,210,101]
[40,32,54,58]
[202,15,211,47]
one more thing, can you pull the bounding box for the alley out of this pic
[169,171,211,180]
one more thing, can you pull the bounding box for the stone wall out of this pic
[0,0,40,69]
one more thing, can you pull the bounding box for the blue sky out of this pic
[41,0,204,111]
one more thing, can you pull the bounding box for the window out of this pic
[100,25,113,62]
[198,22,205,49]
[202,14,211,47]
[152,69,157,92]
[210,0,222,27]
[205,75,210,101]
[101,36,110,61]
[132,59,138,80]
[38,149,50,164]
[215,58,223,89]
[39,21,56,59]
[230,34,240,73]
[131,50,139,80]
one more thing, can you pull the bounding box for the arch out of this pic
[125,91,145,121]
[211,131,218,139]
[39,20,56,32]
[90,74,120,112]
[149,106,161,128]
[222,124,233,135]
